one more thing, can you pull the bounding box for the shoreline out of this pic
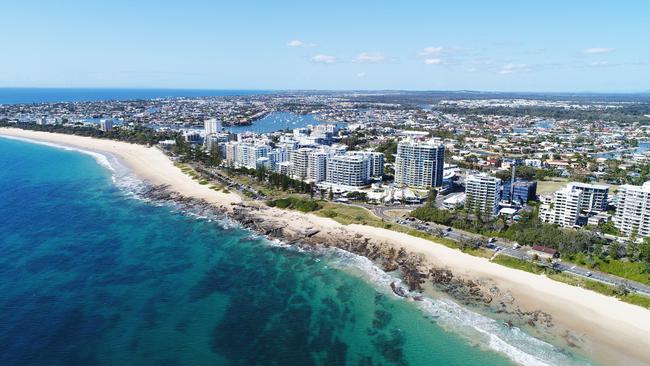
[3,128,650,365]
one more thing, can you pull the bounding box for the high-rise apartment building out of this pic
[465,173,502,217]
[614,182,650,237]
[394,140,445,187]
[326,154,371,188]
[539,186,584,227]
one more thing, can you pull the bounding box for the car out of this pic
[488,237,496,243]
[445,227,452,232]
[586,272,593,277]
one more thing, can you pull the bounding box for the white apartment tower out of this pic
[99,119,114,132]
[308,151,328,183]
[539,186,584,227]
[394,140,445,187]
[350,151,385,179]
[567,182,609,212]
[614,182,650,237]
[326,154,372,188]
[539,182,609,228]
[291,148,313,180]
[464,174,502,217]
[239,144,271,169]
[204,118,222,136]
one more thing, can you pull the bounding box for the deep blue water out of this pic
[225,111,343,134]
[0,88,273,104]
[0,136,592,366]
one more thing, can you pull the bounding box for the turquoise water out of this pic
[0,137,589,366]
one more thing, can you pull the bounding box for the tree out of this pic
[615,283,630,297]
[608,242,620,260]
[328,187,334,201]
[627,240,640,260]
[426,188,438,207]
[458,238,480,251]
[640,238,650,264]
[592,243,603,259]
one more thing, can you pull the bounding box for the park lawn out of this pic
[316,202,384,226]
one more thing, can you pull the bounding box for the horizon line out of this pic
[1,86,650,95]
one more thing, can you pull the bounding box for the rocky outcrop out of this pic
[139,184,555,330]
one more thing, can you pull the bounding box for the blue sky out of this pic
[1,0,649,92]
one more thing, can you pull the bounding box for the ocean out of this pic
[0,137,591,365]
[0,88,273,105]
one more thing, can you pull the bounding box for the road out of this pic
[183,164,650,298]
[368,203,650,297]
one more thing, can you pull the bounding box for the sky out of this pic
[0,0,649,92]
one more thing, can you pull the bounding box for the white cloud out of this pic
[467,67,477,73]
[353,52,386,63]
[311,54,337,64]
[287,40,304,47]
[419,46,443,56]
[590,61,610,67]
[424,58,442,65]
[287,40,317,48]
[498,63,528,74]
[356,72,366,78]
[583,47,615,54]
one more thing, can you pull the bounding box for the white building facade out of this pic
[394,140,445,188]
[614,182,650,237]
[464,174,501,217]
[326,154,372,189]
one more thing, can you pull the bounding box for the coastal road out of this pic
[366,203,650,297]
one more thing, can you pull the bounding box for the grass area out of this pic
[313,202,463,250]
[570,253,650,286]
[462,246,495,258]
[536,178,569,195]
[224,172,288,198]
[316,202,385,226]
[383,209,411,218]
[494,255,650,309]
[548,272,650,309]
[174,162,201,181]
[492,255,547,274]
[267,197,321,213]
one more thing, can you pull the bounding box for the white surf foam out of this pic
[319,247,589,366]
[0,135,153,198]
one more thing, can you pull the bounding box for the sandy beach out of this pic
[3,127,650,365]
